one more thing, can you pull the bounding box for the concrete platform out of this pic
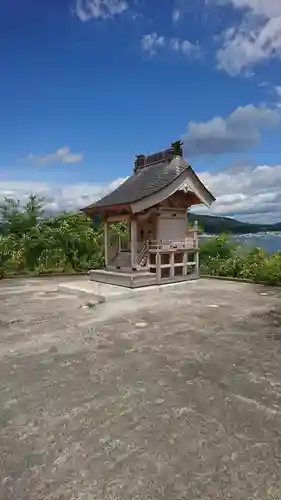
[89,267,198,288]
[89,268,157,287]
[57,277,199,303]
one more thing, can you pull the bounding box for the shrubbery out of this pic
[0,195,104,277]
[200,236,281,285]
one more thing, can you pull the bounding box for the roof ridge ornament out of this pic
[134,154,146,173]
[171,140,183,157]
[134,140,184,173]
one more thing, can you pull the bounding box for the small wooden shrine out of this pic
[82,141,215,287]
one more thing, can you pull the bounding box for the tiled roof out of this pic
[83,157,189,211]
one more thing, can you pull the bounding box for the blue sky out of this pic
[1,0,281,221]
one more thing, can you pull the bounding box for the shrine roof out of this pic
[81,143,215,215]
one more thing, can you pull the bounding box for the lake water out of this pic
[200,233,281,253]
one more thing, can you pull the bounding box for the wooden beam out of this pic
[106,214,131,223]
[136,207,159,221]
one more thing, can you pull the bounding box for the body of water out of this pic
[231,233,281,253]
[201,233,281,254]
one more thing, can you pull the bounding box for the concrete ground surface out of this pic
[0,277,281,500]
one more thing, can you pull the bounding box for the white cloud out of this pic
[141,33,200,57]
[192,163,281,223]
[183,104,280,156]
[216,0,281,75]
[1,164,281,223]
[75,0,128,22]
[172,8,180,23]
[0,178,127,214]
[274,86,281,108]
[225,0,281,19]
[27,146,83,166]
[141,33,165,54]
[258,81,271,87]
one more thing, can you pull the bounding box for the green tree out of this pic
[0,194,43,236]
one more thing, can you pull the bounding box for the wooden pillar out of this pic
[194,220,199,276]
[147,250,151,269]
[130,218,138,270]
[104,220,109,267]
[170,251,175,278]
[156,249,161,284]
[183,250,187,276]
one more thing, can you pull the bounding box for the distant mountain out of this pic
[189,213,281,235]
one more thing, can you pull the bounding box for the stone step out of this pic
[57,280,135,303]
[111,251,131,269]
[57,278,157,303]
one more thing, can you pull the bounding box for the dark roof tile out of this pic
[84,157,187,210]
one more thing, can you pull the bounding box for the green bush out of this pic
[201,236,281,285]
[0,195,104,277]
[200,234,237,265]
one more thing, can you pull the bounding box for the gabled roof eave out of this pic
[130,167,214,214]
[186,165,215,207]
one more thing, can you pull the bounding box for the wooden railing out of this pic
[145,222,199,282]
[148,236,198,251]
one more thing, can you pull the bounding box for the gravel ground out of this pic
[0,277,281,500]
